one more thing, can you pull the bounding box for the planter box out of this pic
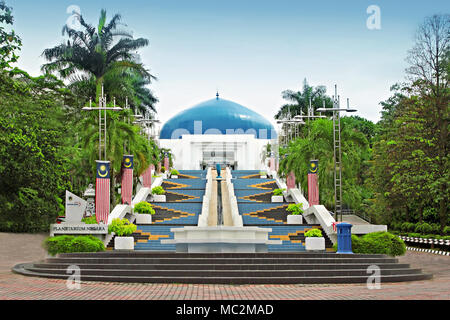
[287,215,303,224]
[271,195,283,203]
[114,236,134,250]
[305,237,325,251]
[153,194,166,202]
[135,214,152,224]
[171,175,178,179]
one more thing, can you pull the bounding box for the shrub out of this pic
[161,166,166,173]
[444,226,450,236]
[108,218,137,237]
[152,186,165,195]
[43,235,105,256]
[170,169,179,175]
[273,188,285,196]
[414,222,433,234]
[429,223,440,234]
[82,215,97,224]
[134,201,155,215]
[407,232,422,238]
[332,232,405,256]
[389,221,401,232]
[359,232,406,256]
[305,229,322,237]
[259,171,267,176]
[286,203,303,215]
[401,222,415,232]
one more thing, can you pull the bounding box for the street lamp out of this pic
[316,85,357,222]
[82,85,122,160]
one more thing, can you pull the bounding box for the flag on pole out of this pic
[142,165,152,188]
[121,155,134,205]
[308,160,319,205]
[287,171,296,190]
[269,152,275,171]
[163,152,170,172]
[95,160,110,224]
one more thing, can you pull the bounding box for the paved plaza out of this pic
[0,233,449,300]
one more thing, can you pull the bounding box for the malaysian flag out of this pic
[308,160,319,205]
[142,165,152,188]
[286,171,296,190]
[95,160,110,224]
[269,152,275,171]
[121,155,134,205]
[163,152,169,172]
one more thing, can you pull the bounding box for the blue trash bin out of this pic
[336,222,353,254]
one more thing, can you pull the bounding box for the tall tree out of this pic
[41,9,156,112]
[278,118,370,212]
[275,79,333,120]
[0,1,21,69]
[405,14,450,233]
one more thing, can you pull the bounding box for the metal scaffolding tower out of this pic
[317,85,357,222]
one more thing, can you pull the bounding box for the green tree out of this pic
[41,9,156,112]
[278,117,371,212]
[0,70,73,232]
[0,1,21,69]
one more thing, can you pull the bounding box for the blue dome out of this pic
[159,97,276,139]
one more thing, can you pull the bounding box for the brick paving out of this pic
[0,232,449,300]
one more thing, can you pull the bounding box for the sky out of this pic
[6,0,450,126]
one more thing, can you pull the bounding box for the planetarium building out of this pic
[159,94,277,170]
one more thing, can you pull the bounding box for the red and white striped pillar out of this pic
[95,160,110,224]
[308,160,319,205]
[121,155,134,205]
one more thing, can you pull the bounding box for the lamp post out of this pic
[82,85,122,160]
[317,85,357,222]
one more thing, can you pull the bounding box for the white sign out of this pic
[50,223,108,236]
[65,190,87,223]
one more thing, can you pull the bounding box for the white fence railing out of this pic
[198,167,212,227]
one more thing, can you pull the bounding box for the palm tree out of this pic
[41,9,156,108]
[278,118,369,210]
[275,79,333,120]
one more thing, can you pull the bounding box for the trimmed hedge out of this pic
[81,215,97,224]
[108,218,137,236]
[273,188,284,196]
[286,203,303,215]
[43,235,105,256]
[333,232,406,256]
[305,229,322,237]
[152,186,165,195]
[134,201,155,215]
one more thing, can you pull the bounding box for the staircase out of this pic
[13,252,432,284]
[231,170,334,252]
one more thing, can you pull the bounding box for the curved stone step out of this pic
[32,262,412,271]
[12,264,433,284]
[25,266,425,278]
[56,252,386,259]
[43,257,400,265]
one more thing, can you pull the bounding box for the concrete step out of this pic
[12,264,433,284]
[56,252,386,259]
[26,266,425,278]
[44,257,400,265]
[32,262,413,271]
